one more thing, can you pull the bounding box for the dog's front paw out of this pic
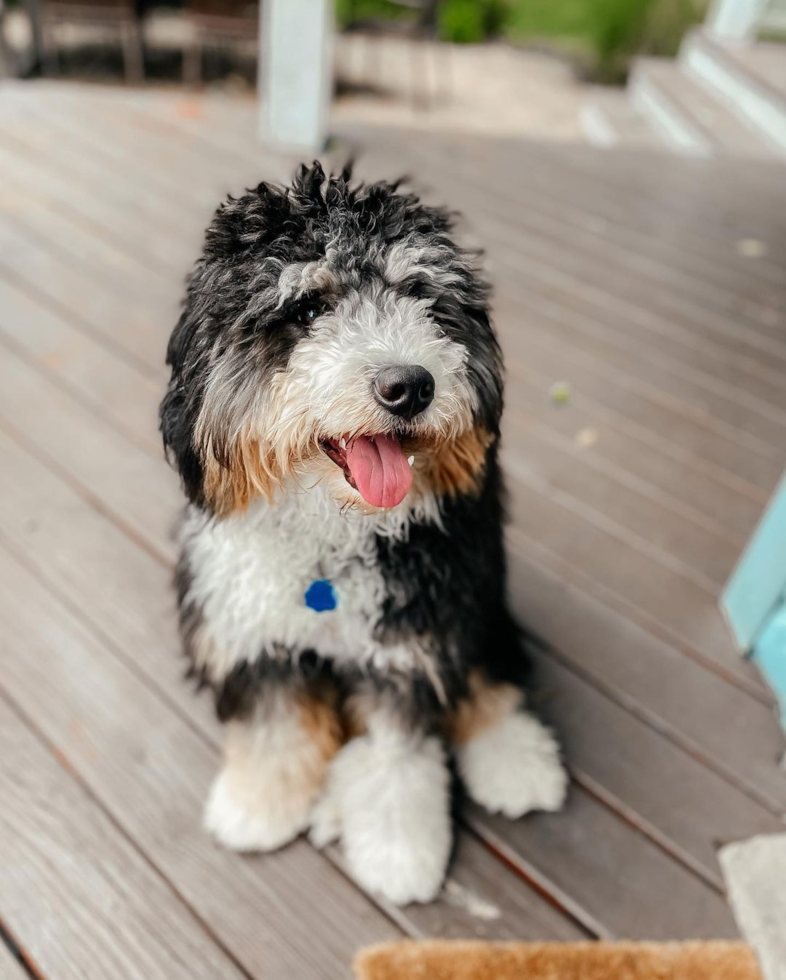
[458,711,568,819]
[204,768,313,852]
[316,733,452,905]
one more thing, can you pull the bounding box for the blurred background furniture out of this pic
[0,1,13,76]
[39,0,144,82]
[181,0,257,86]
[340,0,447,106]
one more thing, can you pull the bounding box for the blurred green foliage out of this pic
[506,0,709,81]
[336,0,709,81]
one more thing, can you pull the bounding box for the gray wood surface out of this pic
[0,938,34,980]
[0,538,402,980]
[2,80,786,976]
[0,698,255,980]
[505,547,786,812]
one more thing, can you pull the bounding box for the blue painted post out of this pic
[755,604,786,732]
[722,470,786,731]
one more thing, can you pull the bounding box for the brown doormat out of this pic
[354,941,763,980]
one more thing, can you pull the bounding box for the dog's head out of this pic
[160,163,503,516]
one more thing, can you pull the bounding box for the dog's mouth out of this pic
[321,433,414,509]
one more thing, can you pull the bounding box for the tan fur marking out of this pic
[424,426,493,499]
[298,694,344,764]
[202,431,280,516]
[219,692,342,828]
[342,692,375,740]
[448,671,522,746]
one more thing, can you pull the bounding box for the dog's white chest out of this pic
[179,483,423,674]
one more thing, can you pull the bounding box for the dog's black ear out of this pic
[160,306,205,504]
[465,305,504,435]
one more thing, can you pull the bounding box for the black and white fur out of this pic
[161,163,567,905]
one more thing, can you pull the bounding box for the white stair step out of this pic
[727,40,786,101]
[580,88,663,149]
[630,57,778,156]
[680,29,786,152]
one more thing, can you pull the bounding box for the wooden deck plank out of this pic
[1,82,784,949]
[0,938,36,980]
[339,832,588,942]
[1,324,779,895]
[501,418,741,589]
[505,470,768,697]
[0,697,257,980]
[467,789,739,940]
[0,276,162,455]
[0,219,167,379]
[0,105,776,696]
[0,401,582,945]
[405,135,786,349]
[5,211,770,707]
[507,376,766,552]
[427,128,786,261]
[345,127,786,344]
[10,180,766,555]
[0,170,175,305]
[507,339,783,495]
[0,349,177,561]
[0,343,747,942]
[0,135,191,280]
[529,649,782,885]
[28,86,777,309]
[33,90,786,403]
[6,316,778,871]
[1,175,772,568]
[6,89,785,464]
[9,84,777,312]
[494,282,786,450]
[496,279,786,437]
[506,546,786,812]
[26,80,786,268]
[455,135,786,291]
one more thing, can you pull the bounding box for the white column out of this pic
[259,0,333,152]
[706,0,766,39]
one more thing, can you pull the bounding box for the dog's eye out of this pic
[294,297,324,326]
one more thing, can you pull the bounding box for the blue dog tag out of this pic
[304,579,337,612]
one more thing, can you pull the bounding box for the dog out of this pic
[160,162,567,905]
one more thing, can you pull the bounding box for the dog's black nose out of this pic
[373,365,435,420]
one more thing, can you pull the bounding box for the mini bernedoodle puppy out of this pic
[160,162,567,905]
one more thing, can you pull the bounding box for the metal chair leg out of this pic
[42,18,60,76]
[0,20,13,78]
[183,35,202,86]
[121,20,145,84]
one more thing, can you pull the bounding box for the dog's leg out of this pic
[450,671,568,818]
[311,702,452,905]
[205,690,341,852]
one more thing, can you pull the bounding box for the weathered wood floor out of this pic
[1,81,785,980]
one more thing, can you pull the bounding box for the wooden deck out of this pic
[1,81,785,979]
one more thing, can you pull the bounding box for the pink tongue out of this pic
[345,434,413,509]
